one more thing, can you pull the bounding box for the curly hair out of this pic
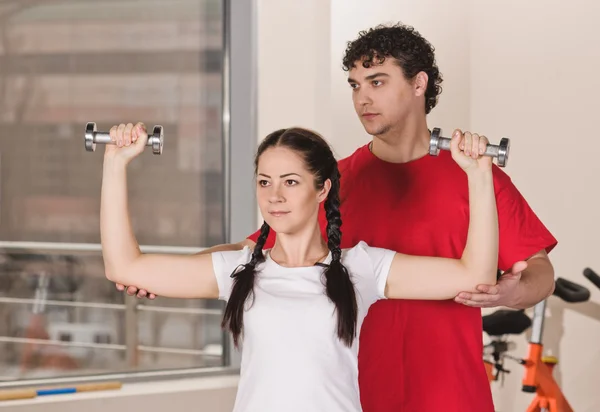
[342,23,443,114]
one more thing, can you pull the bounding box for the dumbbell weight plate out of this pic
[85,122,97,152]
[429,127,441,156]
[151,125,164,155]
[498,137,510,167]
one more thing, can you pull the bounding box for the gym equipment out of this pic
[0,381,122,401]
[483,309,531,382]
[429,127,510,167]
[482,276,590,412]
[583,267,600,289]
[84,122,163,155]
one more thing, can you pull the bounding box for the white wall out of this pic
[257,1,600,411]
[256,0,332,142]
[469,1,600,411]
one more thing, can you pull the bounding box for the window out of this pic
[0,0,254,384]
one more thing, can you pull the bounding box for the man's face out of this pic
[348,57,424,137]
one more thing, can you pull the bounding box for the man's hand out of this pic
[454,261,528,308]
[116,283,156,300]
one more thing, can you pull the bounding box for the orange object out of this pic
[522,343,573,412]
[484,360,495,382]
[0,381,121,402]
[0,389,37,401]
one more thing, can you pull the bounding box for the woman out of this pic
[101,122,500,412]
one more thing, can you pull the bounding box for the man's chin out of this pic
[361,123,389,137]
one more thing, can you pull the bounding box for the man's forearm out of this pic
[510,256,555,309]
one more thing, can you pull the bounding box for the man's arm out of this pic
[454,158,558,309]
[116,239,257,298]
[510,249,555,308]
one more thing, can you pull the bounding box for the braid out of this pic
[250,222,270,266]
[325,166,342,261]
[221,221,270,347]
[322,164,358,346]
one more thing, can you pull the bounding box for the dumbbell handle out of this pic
[85,122,163,155]
[436,137,502,157]
[89,131,154,146]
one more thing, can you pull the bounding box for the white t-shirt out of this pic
[212,241,396,412]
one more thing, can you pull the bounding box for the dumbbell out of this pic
[429,127,510,167]
[84,122,164,155]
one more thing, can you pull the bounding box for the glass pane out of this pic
[0,0,225,247]
[0,248,226,381]
[0,0,227,383]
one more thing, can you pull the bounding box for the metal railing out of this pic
[0,297,225,357]
[0,240,236,388]
[0,241,204,254]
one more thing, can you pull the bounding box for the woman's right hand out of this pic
[104,122,148,164]
[449,129,493,174]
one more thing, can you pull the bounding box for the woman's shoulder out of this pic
[342,240,375,255]
[341,241,396,268]
[341,241,376,264]
[212,245,254,267]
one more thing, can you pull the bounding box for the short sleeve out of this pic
[356,241,396,299]
[211,247,252,301]
[493,167,558,271]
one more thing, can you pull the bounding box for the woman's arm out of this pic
[101,122,219,299]
[385,131,498,300]
[115,239,257,299]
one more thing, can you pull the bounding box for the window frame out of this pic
[0,0,257,389]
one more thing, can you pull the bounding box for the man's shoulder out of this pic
[338,144,370,174]
[436,151,520,197]
[492,163,514,182]
[490,164,523,198]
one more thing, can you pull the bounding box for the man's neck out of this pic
[369,122,431,164]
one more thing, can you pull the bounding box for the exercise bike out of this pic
[482,272,593,412]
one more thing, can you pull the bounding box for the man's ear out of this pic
[317,179,332,203]
[414,71,428,97]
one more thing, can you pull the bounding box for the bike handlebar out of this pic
[553,277,590,303]
[584,268,600,290]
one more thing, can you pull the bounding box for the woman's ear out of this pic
[317,179,332,203]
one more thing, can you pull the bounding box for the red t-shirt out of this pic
[248,145,558,411]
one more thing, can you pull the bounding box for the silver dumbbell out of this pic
[429,127,510,167]
[84,122,164,155]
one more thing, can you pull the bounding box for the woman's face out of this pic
[256,146,329,236]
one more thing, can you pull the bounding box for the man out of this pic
[120,23,557,411]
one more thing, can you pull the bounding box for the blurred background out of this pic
[0,0,599,411]
[0,0,228,381]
